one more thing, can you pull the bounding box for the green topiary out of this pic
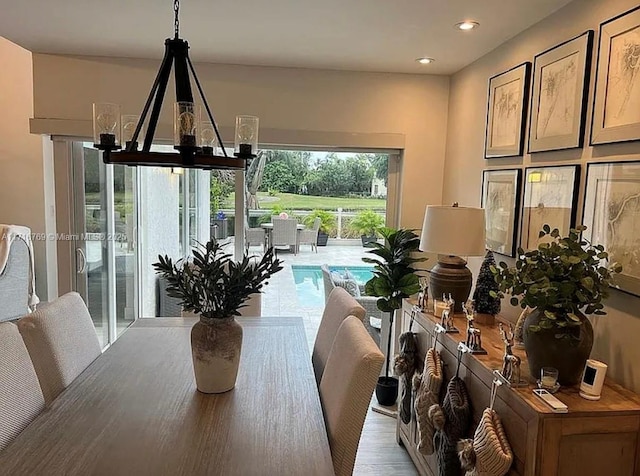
[473,251,501,315]
[491,225,622,337]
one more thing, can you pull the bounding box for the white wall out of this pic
[139,168,180,316]
[443,0,640,392]
[30,55,450,230]
[0,37,55,301]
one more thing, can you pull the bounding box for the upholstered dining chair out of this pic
[298,217,321,252]
[312,287,366,385]
[319,316,384,476]
[0,321,45,451]
[17,292,102,404]
[271,217,299,254]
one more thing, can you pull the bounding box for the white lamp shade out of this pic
[419,205,486,257]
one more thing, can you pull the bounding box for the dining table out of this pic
[0,317,335,476]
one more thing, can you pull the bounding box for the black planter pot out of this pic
[317,232,329,247]
[361,235,378,248]
[523,309,593,386]
[376,376,399,406]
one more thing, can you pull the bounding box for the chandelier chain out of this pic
[174,0,180,38]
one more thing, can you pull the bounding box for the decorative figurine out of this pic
[440,294,458,333]
[417,277,429,311]
[499,323,522,386]
[465,310,486,354]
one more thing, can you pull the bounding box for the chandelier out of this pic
[92,0,258,170]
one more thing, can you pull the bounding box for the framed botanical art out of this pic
[583,161,640,297]
[481,169,522,257]
[529,31,594,153]
[521,165,580,251]
[591,6,640,145]
[485,62,531,158]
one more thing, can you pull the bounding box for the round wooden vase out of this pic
[522,309,593,386]
[191,316,243,393]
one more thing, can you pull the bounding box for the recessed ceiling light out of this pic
[455,21,479,31]
[416,57,435,65]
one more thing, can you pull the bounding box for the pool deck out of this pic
[259,242,374,349]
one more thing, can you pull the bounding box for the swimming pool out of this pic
[291,265,374,308]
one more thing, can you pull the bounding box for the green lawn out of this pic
[224,192,386,211]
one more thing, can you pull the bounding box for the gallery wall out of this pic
[443,0,640,392]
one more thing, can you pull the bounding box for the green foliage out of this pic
[261,160,298,193]
[302,209,336,234]
[362,228,426,313]
[306,153,374,196]
[349,210,385,237]
[491,225,622,335]
[154,240,283,319]
[370,154,389,186]
[210,174,234,214]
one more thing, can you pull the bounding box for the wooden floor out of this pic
[354,409,418,475]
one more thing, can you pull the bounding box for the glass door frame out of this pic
[68,141,142,347]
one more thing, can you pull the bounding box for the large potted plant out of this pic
[350,210,385,247]
[363,227,425,405]
[154,240,282,393]
[303,209,335,247]
[491,225,621,385]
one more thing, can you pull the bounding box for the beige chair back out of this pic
[312,287,366,385]
[17,292,101,404]
[271,218,299,251]
[0,322,45,451]
[319,316,384,476]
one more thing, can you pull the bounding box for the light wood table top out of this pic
[0,317,334,476]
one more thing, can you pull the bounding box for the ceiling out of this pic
[0,0,573,75]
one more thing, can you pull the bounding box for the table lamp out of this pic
[419,203,486,313]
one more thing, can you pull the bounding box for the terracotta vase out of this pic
[190,316,243,393]
[522,309,593,386]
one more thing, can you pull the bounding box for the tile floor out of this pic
[258,242,418,475]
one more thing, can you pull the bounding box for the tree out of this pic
[261,160,297,193]
[473,251,501,315]
[370,154,389,186]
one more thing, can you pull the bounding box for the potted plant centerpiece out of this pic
[154,240,282,393]
[491,225,621,385]
[363,227,425,405]
[303,209,336,247]
[350,210,385,247]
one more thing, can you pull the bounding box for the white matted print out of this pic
[592,6,640,145]
[485,63,531,158]
[583,161,640,296]
[481,169,522,257]
[529,31,593,152]
[521,165,579,251]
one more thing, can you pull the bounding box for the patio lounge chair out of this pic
[320,264,383,347]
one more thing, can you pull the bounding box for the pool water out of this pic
[291,265,374,308]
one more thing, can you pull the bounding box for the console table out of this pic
[398,299,640,476]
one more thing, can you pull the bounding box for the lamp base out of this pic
[429,255,472,313]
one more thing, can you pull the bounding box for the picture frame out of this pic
[521,165,580,251]
[591,6,640,145]
[529,31,594,153]
[481,169,522,257]
[583,161,640,297]
[485,62,531,158]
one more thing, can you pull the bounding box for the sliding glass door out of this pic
[73,143,138,347]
